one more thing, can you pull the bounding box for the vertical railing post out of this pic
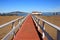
[38,19,40,24]
[42,21,45,30]
[12,22,15,38]
[42,21,45,39]
[12,22,15,29]
[18,19,21,28]
[57,30,60,40]
[34,16,36,21]
[18,19,20,24]
[37,19,40,23]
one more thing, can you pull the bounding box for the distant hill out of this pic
[0,11,28,16]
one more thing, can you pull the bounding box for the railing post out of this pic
[38,19,40,24]
[42,21,45,30]
[42,21,45,39]
[12,22,15,38]
[34,17,36,21]
[18,19,21,28]
[12,22,15,29]
[18,19,20,24]
[57,30,60,40]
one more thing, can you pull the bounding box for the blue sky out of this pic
[0,0,60,13]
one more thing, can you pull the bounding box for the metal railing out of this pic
[0,16,27,40]
[32,15,60,40]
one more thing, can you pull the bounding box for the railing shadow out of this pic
[32,17,43,40]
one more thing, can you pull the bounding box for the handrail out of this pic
[32,15,60,31]
[0,17,24,28]
[0,16,27,40]
[39,18,60,31]
[32,15,60,40]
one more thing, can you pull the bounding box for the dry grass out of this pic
[35,15,60,40]
[35,15,60,27]
[0,16,22,25]
[0,16,23,39]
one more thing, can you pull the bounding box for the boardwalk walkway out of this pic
[13,15,41,40]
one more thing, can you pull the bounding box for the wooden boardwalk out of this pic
[0,14,59,40]
[13,15,41,40]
